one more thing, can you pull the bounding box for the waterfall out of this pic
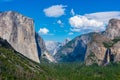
[103,48,113,65]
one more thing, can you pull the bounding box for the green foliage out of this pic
[103,41,113,48]
[1,44,120,80]
[112,37,120,43]
[39,62,120,80]
[0,47,47,80]
[103,37,120,48]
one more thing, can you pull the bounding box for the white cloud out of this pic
[69,15,104,28]
[70,9,75,16]
[39,28,49,35]
[68,32,74,35]
[69,11,120,33]
[57,20,64,27]
[43,5,67,17]
[85,11,120,24]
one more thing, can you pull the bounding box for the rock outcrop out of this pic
[85,19,120,65]
[45,41,61,56]
[35,33,55,62]
[85,33,110,65]
[111,42,120,62]
[35,32,46,57]
[56,18,120,65]
[0,11,39,62]
[104,19,120,39]
[55,33,94,62]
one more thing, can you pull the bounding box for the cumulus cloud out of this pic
[69,15,104,28]
[43,5,67,17]
[70,9,75,16]
[39,28,49,35]
[69,11,120,33]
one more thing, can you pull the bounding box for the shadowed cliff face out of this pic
[0,11,55,63]
[35,32,56,62]
[55,33,94,62]
[0,37,13,50]
[35,32,46,58]
[0,11,40,62]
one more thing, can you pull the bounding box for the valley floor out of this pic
[1,46,120,80]
[40,62,120,80]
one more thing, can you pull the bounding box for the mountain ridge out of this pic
[0,11,54,63]
[56,18,120,65]
[85,18,120,65]
[45,38,70,56]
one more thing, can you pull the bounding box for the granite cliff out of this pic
[1,11,120,65]
[56,18,120,65]
[35,33,55,62]
[0,11,55,63]
[0,11,40,62]
[85,19,120,65]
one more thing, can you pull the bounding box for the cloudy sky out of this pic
[0,0,120,42]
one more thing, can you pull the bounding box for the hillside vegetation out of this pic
[0,38,48,80]
[103,37,120,48]
[0,38,120,80]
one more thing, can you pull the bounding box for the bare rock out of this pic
[0,11,39,62]
[104,19,120,39]
[55,32,94,62]
[35,32,56,62]
[85,19,120,65]
[85,33,109,65]
[111,41,120,62]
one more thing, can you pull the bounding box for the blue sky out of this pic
[0,0,120,42]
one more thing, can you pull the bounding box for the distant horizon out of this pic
[0,0,120,42]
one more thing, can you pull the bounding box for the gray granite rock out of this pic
[0,11,39,62]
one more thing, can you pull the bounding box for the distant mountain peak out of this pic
[55,18,120,65]
[45,38,71,56]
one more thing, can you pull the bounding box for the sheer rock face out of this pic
[85,19,120,65]
[104,19,120,39]
[111,42,120,62]
[0,11,39,62]
[45,18,120,65]
[35,33,56,62]
[85,34,109,65]
[35,33,46,57]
